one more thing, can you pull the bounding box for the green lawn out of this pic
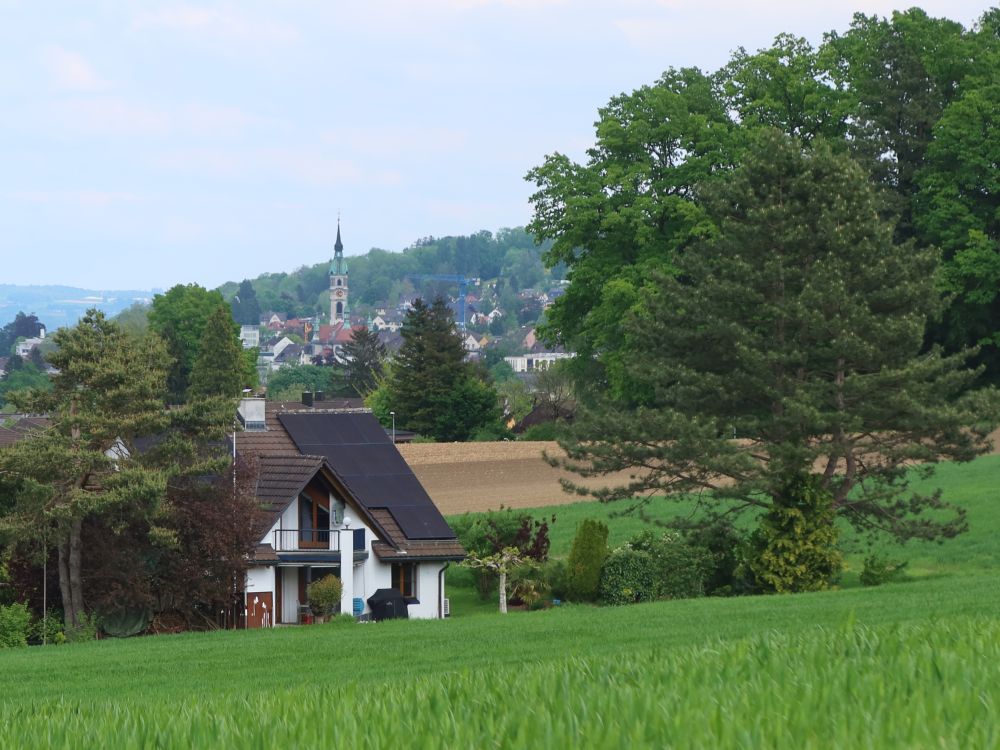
[1,454,998,748]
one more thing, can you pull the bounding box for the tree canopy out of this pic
[553,132,997,543]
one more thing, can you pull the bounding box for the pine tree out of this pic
[556,131,998,544]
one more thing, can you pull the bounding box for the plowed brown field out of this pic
[401,429,1000,516]
[398,441,628,515]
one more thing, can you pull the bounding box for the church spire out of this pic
[330,219,349,324]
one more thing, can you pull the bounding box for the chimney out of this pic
[302,391,314,407]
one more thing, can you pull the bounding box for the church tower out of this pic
[329,222,349,324]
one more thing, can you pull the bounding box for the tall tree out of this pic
[554,132,997,544]
[148,284,229,402]
[230,279,262,326]
[340,327,387,396]
[188,304,249,400]
[389,298,499,441]
[0,312,171,630]
[526,67,736,399]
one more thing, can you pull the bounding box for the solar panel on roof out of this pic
[278,412,455,540]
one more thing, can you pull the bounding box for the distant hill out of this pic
[0,285,157,330]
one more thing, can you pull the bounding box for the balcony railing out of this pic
[272,529,341,552]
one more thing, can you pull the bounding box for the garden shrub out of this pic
[600,547,657,605]
[519,422,561,441]
[683,519,751,595]
[859,555,908,587]
[507,561,550,608]
[65,612,98,643]
[543,559,568,600]
[452,509,553,600]
[29,610,66,645]
[630,530,713,600]
[565,519,609,602]
[747,474,843,593]
[0,602,31,648]
[308,575,344,616]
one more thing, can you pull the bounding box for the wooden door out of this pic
[246,592,273,628]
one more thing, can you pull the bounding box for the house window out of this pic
[391,563,417,599]
[336,278,342,286]
[298,491,330,548]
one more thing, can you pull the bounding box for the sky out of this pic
[0,1,989,290]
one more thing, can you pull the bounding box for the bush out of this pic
[600,547,658,606]
[307,575,343,616]
[747,474,842,593]
[29,610,66,645]
[519,422,561,441]
[0,602,31,648]
[859,555,908,587]
[65,612,98,643]
[682,519,751,596]
[565,519,609,602]
[452,508,553,600]
[630,530,713,600]
[543,559,569,601]
[507,561,550,608]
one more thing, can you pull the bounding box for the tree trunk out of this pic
[69,517,84,627]
[57,530,76,629]
[498,570,508,615]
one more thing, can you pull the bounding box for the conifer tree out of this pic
[188,304,247,400]
[341,326,387,396]
[389,297,499,441]
[556,131,997,544]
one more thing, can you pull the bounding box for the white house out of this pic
[504,352,574,373]
[236,400,465,626]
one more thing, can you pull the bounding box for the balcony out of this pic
[272,529,341,552]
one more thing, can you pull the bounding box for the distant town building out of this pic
[330,222,349,324]
[503,352,573,373]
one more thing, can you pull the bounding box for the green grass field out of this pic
[2,455,999,748]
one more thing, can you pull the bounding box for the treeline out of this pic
[532,8,1000,386]
[218,228,561,319]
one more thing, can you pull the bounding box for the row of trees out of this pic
[527,8,1000,580]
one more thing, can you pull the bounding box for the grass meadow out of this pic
[2,455,999,748]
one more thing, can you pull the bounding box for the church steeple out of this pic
[329,220,349,324]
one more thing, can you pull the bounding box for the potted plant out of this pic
[307,575,343,623]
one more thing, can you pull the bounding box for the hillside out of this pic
[0,285,155,330]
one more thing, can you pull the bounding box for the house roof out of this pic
[255,454,325,514]
[238,403,464,561]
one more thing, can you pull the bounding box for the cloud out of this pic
[41,46,109,92]
[132,5,298,47]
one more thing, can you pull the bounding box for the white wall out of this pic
[246,566,274,594]
[407,562,449,620]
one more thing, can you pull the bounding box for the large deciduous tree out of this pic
[148,284,230,402]
[554,132,997,544]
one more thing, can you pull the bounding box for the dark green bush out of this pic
[507,562,550,607]
[0,602,31,648]
[565,519,609,602]
[600,548,657,605]
[519,422,561,441]
[29,611,66,645]
[859,555,908,587]
[630,530,713,600]
[683,519,751,596]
